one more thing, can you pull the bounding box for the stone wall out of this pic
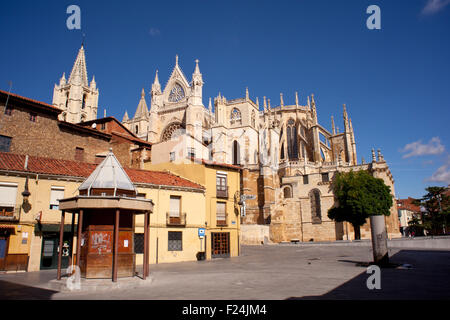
[0,102,110,164]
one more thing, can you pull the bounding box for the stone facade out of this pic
[0,91,150,170]
[0,93,110,164]
[118,56,401,243]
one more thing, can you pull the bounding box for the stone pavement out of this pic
[0,244,449,300]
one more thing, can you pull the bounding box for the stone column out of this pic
[370,215,389,265]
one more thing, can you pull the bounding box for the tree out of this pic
[328,170,393,240]
[414,187,449,235]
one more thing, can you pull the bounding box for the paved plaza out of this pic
[0,243,449,300]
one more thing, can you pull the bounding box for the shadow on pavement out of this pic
[286,250,450,300]
[0,280,58,300]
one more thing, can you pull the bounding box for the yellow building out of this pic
[0,152,207,272]
[145,157,242,260]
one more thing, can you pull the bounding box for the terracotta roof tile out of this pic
[0,152,203,190]
[397,197,421,213]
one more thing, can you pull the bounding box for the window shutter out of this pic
[0,183,18,207]
[170,196,180,217]
[216,202,226,220]
[50,187,65,205]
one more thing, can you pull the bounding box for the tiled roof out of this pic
[397,197,421,213]
[0,152,204,190]
[0,89,61,113]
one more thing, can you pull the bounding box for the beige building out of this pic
[146,157,242,260]
[0,151,208,272]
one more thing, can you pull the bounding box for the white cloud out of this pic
[421,0,450,15]
[427,155,450,183]
[149,28,161,37]
[400,137,445,158]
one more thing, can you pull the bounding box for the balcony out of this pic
[0,207,20,222]
[216,186,229,199]
[216,217,228,227]
[166,212,187,227]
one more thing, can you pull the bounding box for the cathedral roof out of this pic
[133,89,149,119]
[68,45,89,87]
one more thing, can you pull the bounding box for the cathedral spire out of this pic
[175,54,179,67]
[295,92,299,107]
[90,75,96,89]
[307,95,311,109]
[208,97,212,113]
[133,88,149,119]
[343,104,350,132]
[280,93,284,107]
[311,94,317,124]
[191,59,203,89]
[68,45,89,87]
[331,115,336,135]
[122,110,129,122]
[151,70,161,95]
[256,97,259,107]
[59,72,66,86]
[193,59,201,75]
[263,96,267,112]
[245,87,249,101]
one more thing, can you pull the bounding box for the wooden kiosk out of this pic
[57,150,153,282]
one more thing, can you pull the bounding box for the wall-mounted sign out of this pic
[198,228,206,238]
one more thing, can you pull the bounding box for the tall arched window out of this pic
[300,141,306,159]
[135,125,139,134]
[287,119,298,159]
[251,110,256,127]
[309,189,322,224]
[65,92,69,109]
[230,108,242,125]
[82,94,87,109]
[232,140,240,165]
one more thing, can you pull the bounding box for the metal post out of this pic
[143,211,149,279]
[57,210,65,280]
[113,209,120,282]
[76,209,83,269]
[69,212,75,267]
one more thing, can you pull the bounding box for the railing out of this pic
[166,212,187,227]
[216,186,229,199]
[216,216,228,227]
[0,207,20,221]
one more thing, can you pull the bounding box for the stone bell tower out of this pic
[52,45,99,123]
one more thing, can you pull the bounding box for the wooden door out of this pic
[211,232,230,258]
[0,236,9,270]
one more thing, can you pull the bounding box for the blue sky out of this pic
[0,0,449,199]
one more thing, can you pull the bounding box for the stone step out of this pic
[46,275,153,292]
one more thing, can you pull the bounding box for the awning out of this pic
[36,224,73,233]
[0,224,16,234]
